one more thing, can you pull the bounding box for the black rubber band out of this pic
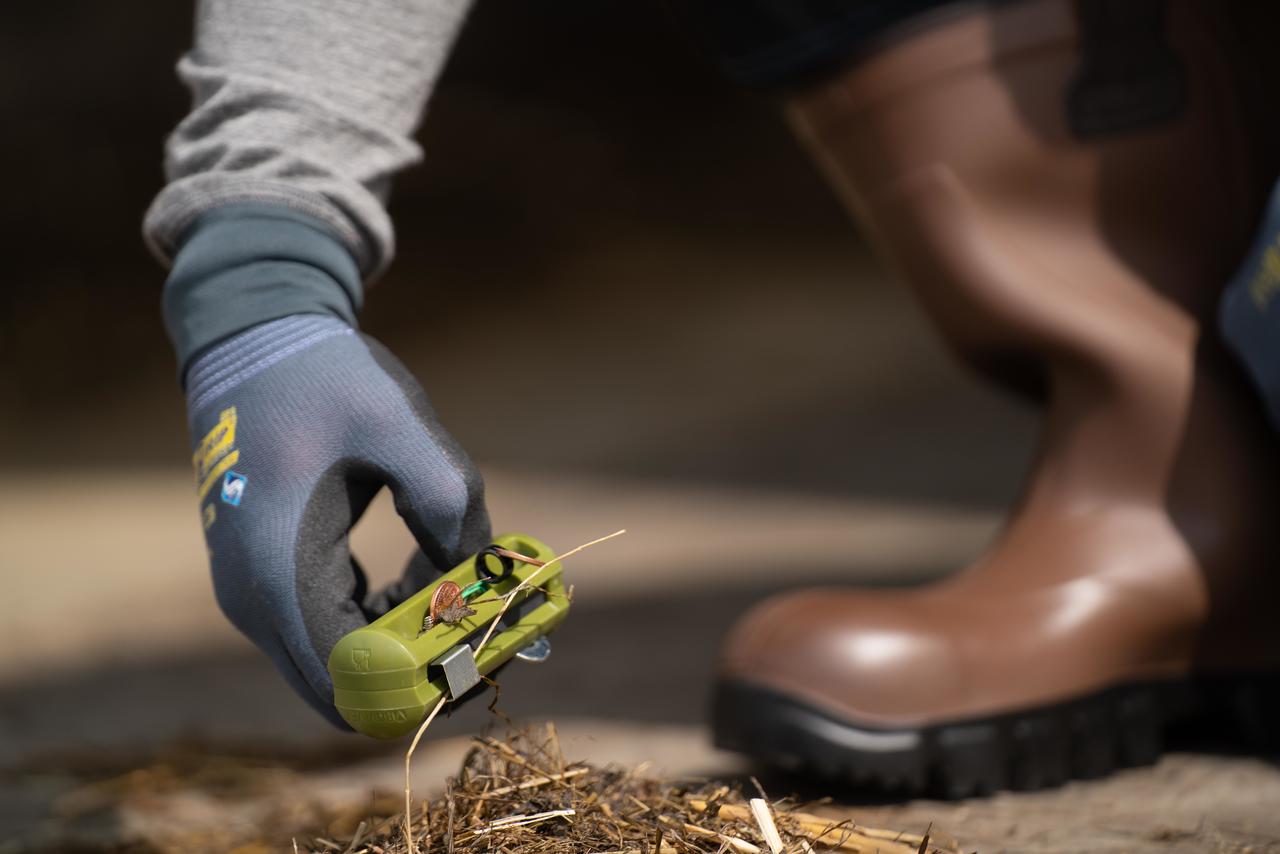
[476,545,515,582]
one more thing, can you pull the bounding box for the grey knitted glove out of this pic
[168,205,489,727]
[186,314,490,726]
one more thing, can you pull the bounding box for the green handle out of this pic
[328,533,568,738]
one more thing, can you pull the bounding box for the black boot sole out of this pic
[711,675,1280,797]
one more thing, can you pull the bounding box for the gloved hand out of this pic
[185,314,490,726]
[167,205,489,727]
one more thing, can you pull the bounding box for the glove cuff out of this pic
[185,315,356,415]
[163,203,363,380]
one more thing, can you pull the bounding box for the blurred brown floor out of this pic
[3,3,1278,853]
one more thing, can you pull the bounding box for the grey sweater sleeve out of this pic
[144,0,472,279]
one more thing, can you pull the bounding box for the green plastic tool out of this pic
[328,533,568,739]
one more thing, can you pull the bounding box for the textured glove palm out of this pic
[185,314,490,726]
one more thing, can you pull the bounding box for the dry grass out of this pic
[299,724,962,854]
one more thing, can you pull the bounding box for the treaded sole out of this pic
[712,676,1279,797]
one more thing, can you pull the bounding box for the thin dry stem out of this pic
[748,799,783,854]
[469,808,576,837]
[473,529,626,656]
[491,547,547,566]
[474,767,589,798]
[403,694,448,854]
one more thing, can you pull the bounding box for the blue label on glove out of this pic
[221,471,248,506]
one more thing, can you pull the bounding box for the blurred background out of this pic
[0,1,1047,848]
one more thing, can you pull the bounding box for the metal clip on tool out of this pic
[328,534,569,738]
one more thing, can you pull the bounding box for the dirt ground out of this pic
[8,716,1280,852]
[4,2,1280,851]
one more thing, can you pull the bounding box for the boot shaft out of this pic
[785,0,1280,664]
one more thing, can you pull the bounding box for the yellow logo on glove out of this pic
[1250,241,1280,311]
[193,407,240,501]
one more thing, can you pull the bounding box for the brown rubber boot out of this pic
[713,0,1280,795]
